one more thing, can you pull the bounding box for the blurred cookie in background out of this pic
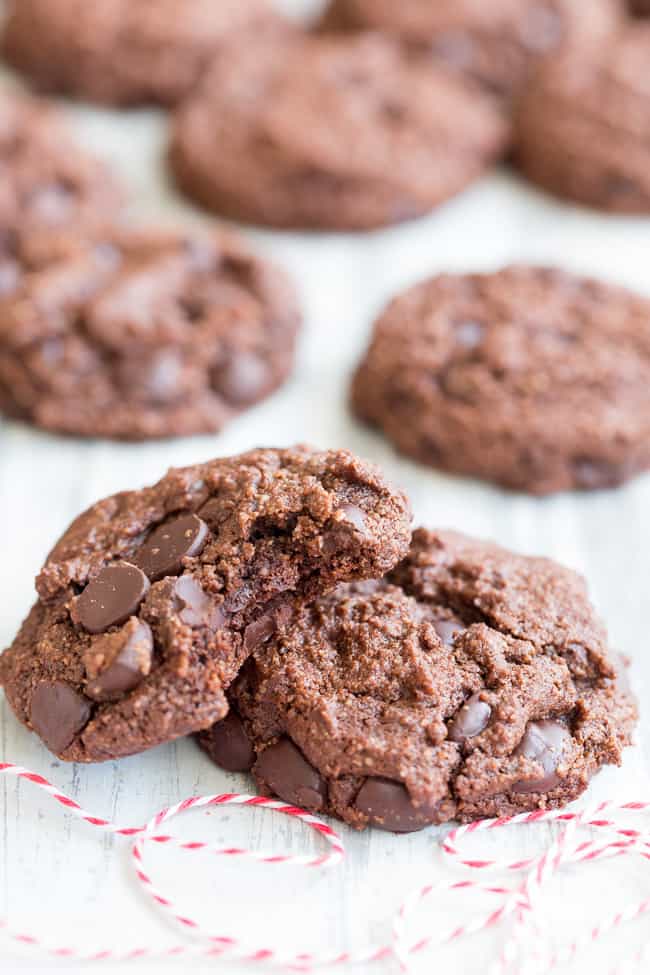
[516,24,650,211]
[318,0,621,100]
[2,0,290,106]
[0,227,301,439]
[351,266,650,494]
[170,32,509,231]
[0,90,124,268]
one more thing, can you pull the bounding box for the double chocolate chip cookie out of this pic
[0,446,412,761]
[516,24,650,212]
[171,32,508,230]
[0,91,123,265]
[3,0,288,106]
[0,227,300,439]
[200,529,636,831]
[351,266,650,494]
[319,0,620,99]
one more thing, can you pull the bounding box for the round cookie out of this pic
[515,25,650,212]
[0,227,301,440]
[351,266,650,494]
[319,0,621,99]
[170,32,509,231]
[0,91,123,265]
[0,446,412,762]
[200,529,636,830]
[2,0,288,107]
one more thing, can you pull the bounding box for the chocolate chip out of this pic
[174,575,225,629]
[134,513,208,581]
[212,352,270,406]
[204,711,255,772]
[30,681,91,755]
[84,618,153,702]
[244,613,277,652]
[454,320,484,347]
[448,693,491,743]
[74,562,150,634]
[433,618,464,647]
[335,503,366,533]
[255,738,327,811]
[355,778,439,833]
[572,458,622,490]
[512,719,571,794]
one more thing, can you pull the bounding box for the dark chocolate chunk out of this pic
[134,513,208,582]
[448,693,491,743]
[512,719,571,794]
[255,738,327,811]
[30,681,91,755]
[201,711,255,772]
[84,618,153,702]
[355,777,439,833]
[74,562,150,634]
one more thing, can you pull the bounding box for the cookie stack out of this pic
[0,445,636,831]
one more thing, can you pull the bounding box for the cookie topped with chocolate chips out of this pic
[200,529,635,831]
[351,265,650,494]
[0,90,123,265]
[2,0,289,106]
[0,226,300,439]
[170,31,508,230]
[0,446,412,761]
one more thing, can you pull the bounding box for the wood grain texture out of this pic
[1,5,650,969]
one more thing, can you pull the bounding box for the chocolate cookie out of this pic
[170,33,508,231]
[0,91,123,264]
[351,266,650,494]
[0,227,300,439]
[2,0,288,106]
[200,529,636,830]
[319,0,620,99]
[0,446,412,761]
[515,25,650,212]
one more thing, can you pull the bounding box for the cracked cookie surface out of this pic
[351,265,650,494]
[0,446,411,762]
[200,529,636,830]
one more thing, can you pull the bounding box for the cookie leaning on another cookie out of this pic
[200,529,636,831]
[351,265,650,494]
[319,0,621,101]
[170,32,509,231]
[0,227,300,440]
[515,24,650,212]
[2,0,290,106]
[0,446,412,762]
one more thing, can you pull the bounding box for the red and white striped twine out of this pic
[2,761,650,972]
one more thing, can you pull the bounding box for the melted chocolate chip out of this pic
[355,778,439,833]
[204,711,255,772]
[84,618,153,702]
[448,693,491,743]
[30,682,91,754]
[572,458,622,490]
[134,513,208,581]
[74,562,150,634]
[335,503,366,533]
[512,719,571,794]
[174,575,225,629]
[255,738,327,811]
[433,618,464,647]
[243,613,277,652]
[212,352,270,405]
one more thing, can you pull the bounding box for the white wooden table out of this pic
[2,3,650,972]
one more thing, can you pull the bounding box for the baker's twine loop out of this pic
[2,762,650,971]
